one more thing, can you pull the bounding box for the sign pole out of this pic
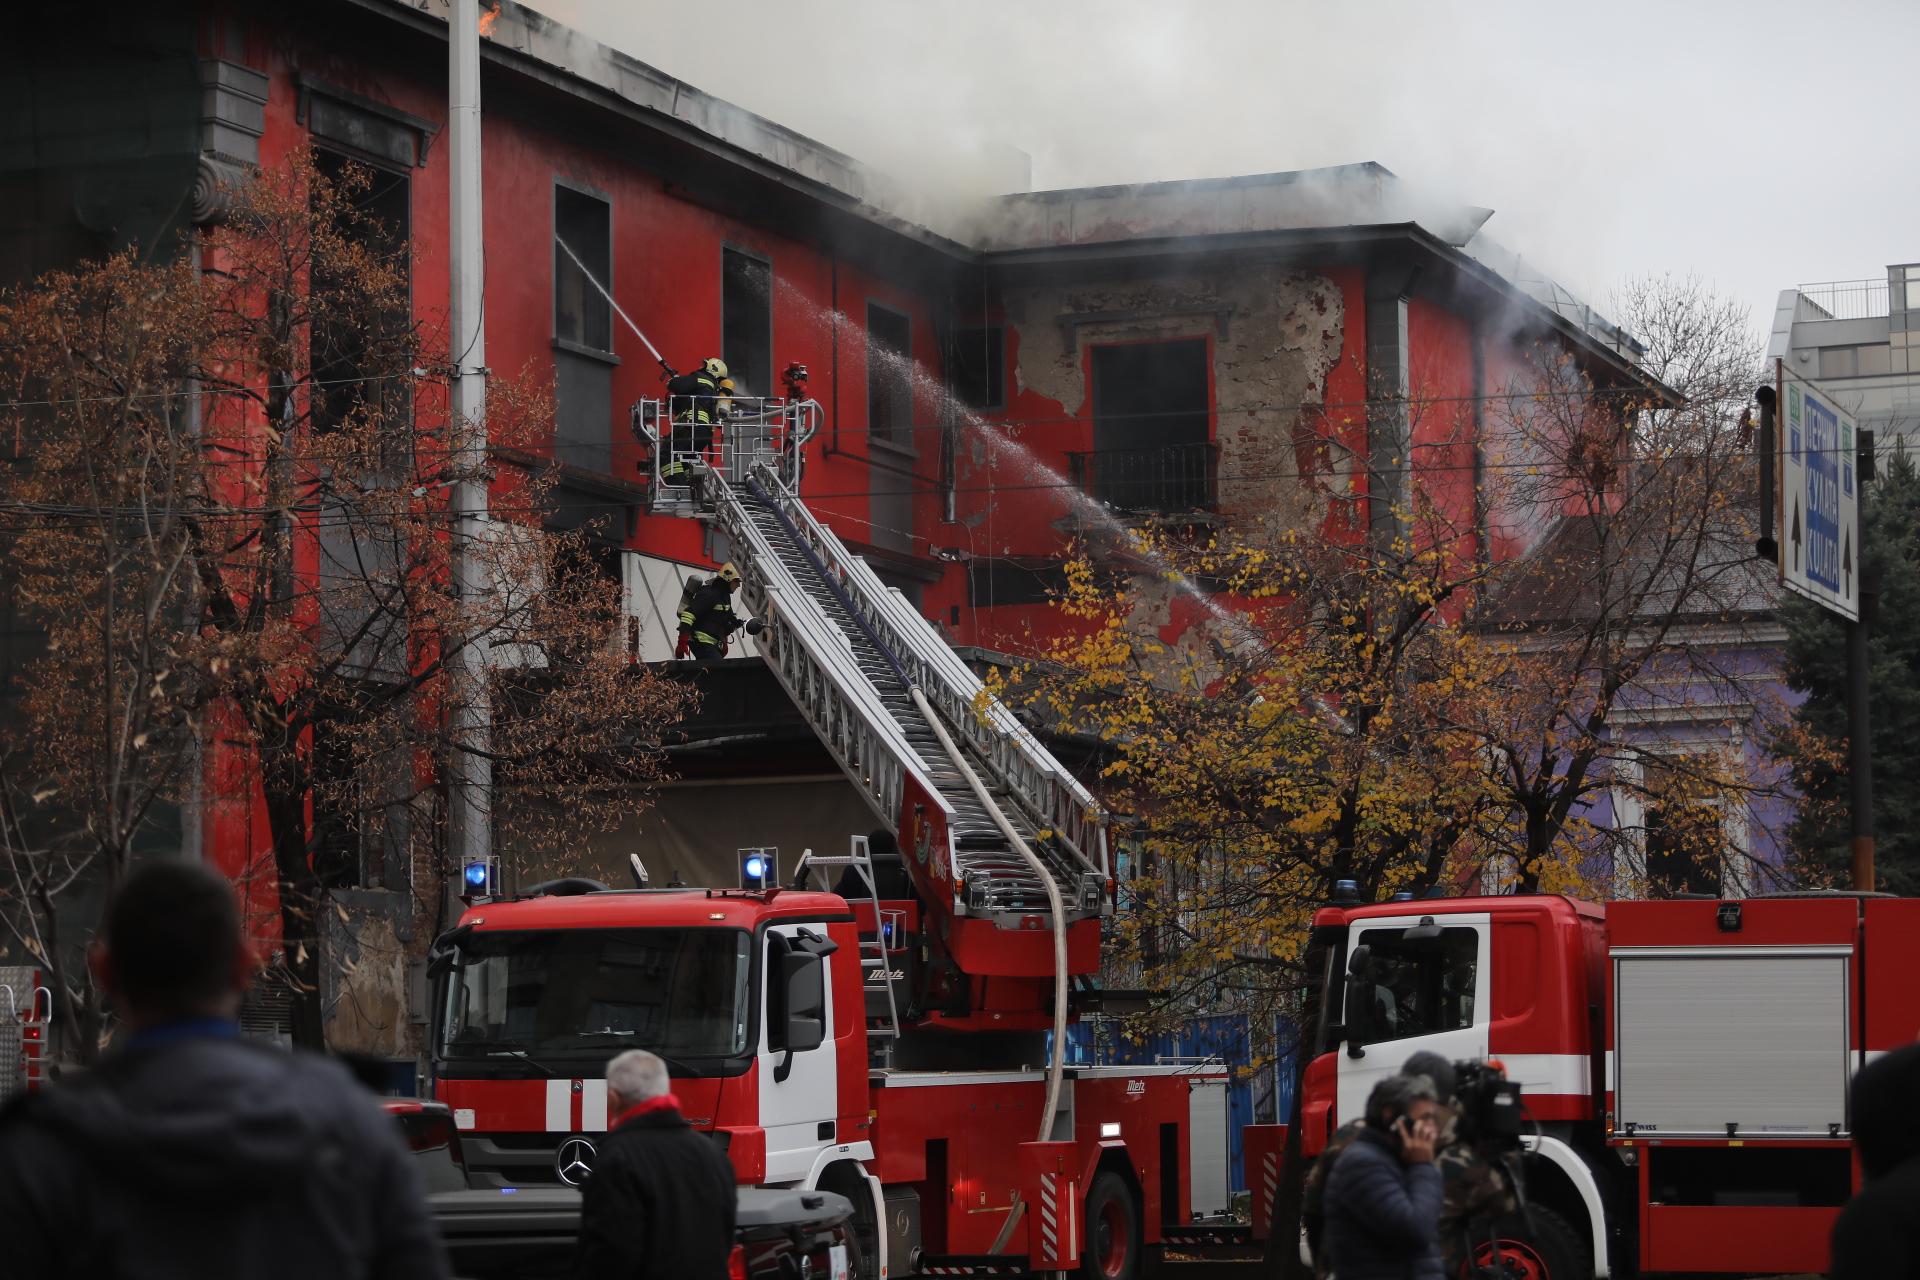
[1848,431,1877,892]
[1775,370,1871,888]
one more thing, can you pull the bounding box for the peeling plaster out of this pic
[1000,265,1346,657]
[325,891,422,1059]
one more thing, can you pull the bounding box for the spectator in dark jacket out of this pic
[1323,1072,1445,1280]
[1305,1054,1456,1275]
[1832,1041,1920,1278]
[0,862,446,1280]
[572,1048,738,1280]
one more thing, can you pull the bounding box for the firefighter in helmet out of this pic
[660,357,734,485]
[677,563,746,660]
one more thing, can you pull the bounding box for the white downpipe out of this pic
[446,0,491,885]
[908,686,1067,1143]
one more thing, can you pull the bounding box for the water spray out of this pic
[554,236,675,377]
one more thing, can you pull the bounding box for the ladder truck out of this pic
[1243,889,1920,1278]
[429,391,1226,1279]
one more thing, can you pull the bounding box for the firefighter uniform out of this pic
[660,358,732,484]
[677,564,743,660]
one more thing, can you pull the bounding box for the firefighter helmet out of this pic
[702,357,729,380]
[716,562,741,585]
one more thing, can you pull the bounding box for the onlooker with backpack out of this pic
[0,862,446,1279]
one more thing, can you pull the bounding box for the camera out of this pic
[1452,1058,1525,1150]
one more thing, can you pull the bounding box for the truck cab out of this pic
[1299,894,1613,1278]
[432,888,870,1193]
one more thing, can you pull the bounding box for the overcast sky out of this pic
[536,0,1917,336]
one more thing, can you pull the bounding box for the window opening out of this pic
[950,324,1005,412]
[722,249,772,398]
[1351,926,1477,1045]
[553,185,613,472]
[1084,338,1212,512]
[867,302,912,447]
[310,148,411,444]
[554,186,612,353]
[1640,757,1727,897]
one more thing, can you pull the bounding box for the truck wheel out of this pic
[815,1162,879,1280]
[1459,1206,1588,1280]
[1080,1171,1140,1280]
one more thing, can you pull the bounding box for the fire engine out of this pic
[425,392,1911,1279]
[428,396,1229,1280]
[1243,889,1920,1278]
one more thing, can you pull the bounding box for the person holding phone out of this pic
[1321,1073,1446,1280]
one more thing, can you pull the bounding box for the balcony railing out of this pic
[1796,279,1890,322]
[1065,441,1218,514]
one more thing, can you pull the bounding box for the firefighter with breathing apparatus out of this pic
[675,563,762,659]
[660,357,734,486]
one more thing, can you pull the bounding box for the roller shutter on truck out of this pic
[1613,946,1852,1138]
[1188,1076,1231,1219]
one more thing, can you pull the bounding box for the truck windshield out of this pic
[442,927,752,1062]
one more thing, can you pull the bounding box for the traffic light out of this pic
[461,855,499,900]
[738,847,778,891]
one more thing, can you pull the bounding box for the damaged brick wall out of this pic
[961,262,1348,657]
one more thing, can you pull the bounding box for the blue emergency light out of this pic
[461,856,498,898]
[738,847,777,890]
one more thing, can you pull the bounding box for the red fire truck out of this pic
[1256,890,1920,1277]
[429,881,1227,1279]
[430,432,1231,1279]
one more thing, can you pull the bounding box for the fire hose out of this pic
[909,687,1067,1256]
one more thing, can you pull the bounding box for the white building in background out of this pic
[1769,263,1920,441]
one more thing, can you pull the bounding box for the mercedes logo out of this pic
[555,1135,598,1186]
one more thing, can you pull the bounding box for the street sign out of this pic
[1778,365,1860,621]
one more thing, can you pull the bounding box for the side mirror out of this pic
[1343,945,1372,1059]
[425,922,476,980]
[784,952,826,1053]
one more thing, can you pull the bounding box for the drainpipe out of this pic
[447,0,491,895]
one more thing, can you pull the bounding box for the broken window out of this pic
[310,148,410,443]
[950,324,1005,412]
[722,248,772,398]
[553,183,614,472]
[1086,338,1213,512]
[966,560,1067,608]
[867,302,913,447]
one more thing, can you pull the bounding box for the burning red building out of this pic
[1,0,1661,1064]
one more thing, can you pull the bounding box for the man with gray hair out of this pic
[1321,1072,1444,1280]
[571,1049,738,1279]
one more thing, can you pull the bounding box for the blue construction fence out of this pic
[1047,1015,1304,1197]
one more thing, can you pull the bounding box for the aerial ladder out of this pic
[631,386,1110,1078]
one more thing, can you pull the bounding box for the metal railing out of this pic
[739,464,1108,890]
[629,395,821,517]
[711,475,936,839]
[1066,441,1218,513]
[1796,279,1890,322]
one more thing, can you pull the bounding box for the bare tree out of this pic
[1457,274,1785,893]
[0,154,695,1055]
